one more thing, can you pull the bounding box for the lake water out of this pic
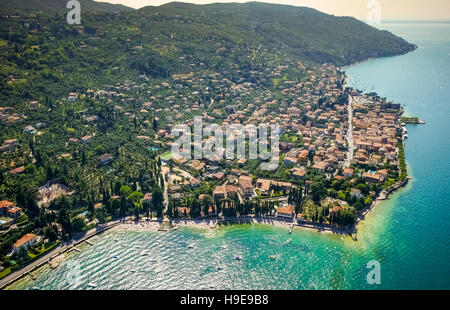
[8,22,450,290]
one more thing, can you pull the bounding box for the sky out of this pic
[97,0,450,20]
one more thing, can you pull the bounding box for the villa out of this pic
[11,233,39,255]
[276,205,295,220]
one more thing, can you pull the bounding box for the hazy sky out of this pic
[98,0,450,20]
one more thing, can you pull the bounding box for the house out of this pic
[28,101,39,108]
[297,150,309,162]
[81,135,92,144]
[24,125,37,134]
[313,161,328,172]
[330,206,343,213]
[0,139,19,152]
[7,206,22,218]
[239,175,254,199]
[98,154,113,165]
[143,193,152,203]
[283,156,298,166]
[12,233,39,255]
[350,188,362,199]
[0,200,15,216]
[343,168,354,178]
[213,186,226,200]
[213,185,238,200]
[68,92,78,102]
[9,166,25,174]
[190,178,200,187]
[256,178,272,193]
[276,205,294,219]
[362,171,384,183]
[271,181,294,193]
[290,168,307,179]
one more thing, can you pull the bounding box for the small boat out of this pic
[112,255,118,259]
[217,266,223,271]
[269,255,277,260]
[286,239,292,244]
[187,244,195,249]
[404,135,408,139]
[87,283,97,288]
[210,285,215,289]
[130,269,136,273]
[29,287,40,290]
[141,252,149,256]
[234,256,241,261]
[221,245,227,249]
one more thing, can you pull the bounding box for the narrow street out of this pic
[344,94,354,167]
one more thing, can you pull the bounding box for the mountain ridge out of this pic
[0,0,133,14]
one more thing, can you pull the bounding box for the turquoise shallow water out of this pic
[9,22,450,290]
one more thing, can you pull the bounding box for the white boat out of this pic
[217,266,223,271]
[87,283,97,288]
[187,244,195,249]
[221,245,227,249]
[287,239,292,243]
[130,269,136,273]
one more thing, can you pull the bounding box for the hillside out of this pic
[0,0,133,14]
[140,1,416,65]
[0,1,417,103]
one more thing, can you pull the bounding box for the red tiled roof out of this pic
[13,233,36,248]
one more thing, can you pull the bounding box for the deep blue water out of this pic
[345,22,450,289]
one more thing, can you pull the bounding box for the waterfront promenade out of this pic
[0,220,120,289]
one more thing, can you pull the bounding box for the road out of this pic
[0,220,120,289]
[344,95,354,167]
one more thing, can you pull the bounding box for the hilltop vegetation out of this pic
[0,2,416,107]
[0,0,132,14]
